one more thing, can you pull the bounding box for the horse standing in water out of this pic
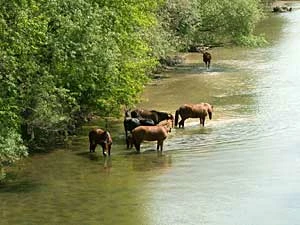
[175,103,213,128]
[123,117,155,148]
[130,109,174,126]
[131,124,171,153]
[89,128,112,156]
[197,47,212,69]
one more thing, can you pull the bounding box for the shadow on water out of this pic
[0,175,40,193]
[76,151,112,165]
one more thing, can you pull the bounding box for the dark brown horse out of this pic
[175,103,213,128]
[89,128,112,156]
[130,109,174,126]
[131,125,171,153]
[203,52,211,69]
[197,47,212,69]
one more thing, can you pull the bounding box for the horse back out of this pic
[150,110,173,123]
[132,126,168,142]
[203,52,211,62]
[131,109,159,124]
[179,104,208,118]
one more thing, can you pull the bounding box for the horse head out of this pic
[167,113,174,120]
[124,108,131,118]
[158,120,172,133]
[167,113,174,127]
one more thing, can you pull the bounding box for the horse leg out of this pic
[108,144,111,156]
[134,142,141,153]
[179,119,185,128]
[159,141,164,151]
[157,141,162,151]
[126,138,129,149]
[202,117,206,126]
[125,130,128,148]
[89,143,96,152]
[200,118,203,126]
[126,131,130,149]
[130,134,133,148]
[101,143,107,157]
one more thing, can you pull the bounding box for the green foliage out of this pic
[158,0,267,49]
[40,0,158,115]
[0,101,27,181]
[234,34,269,47]
[0,0,161,163]
[0,0,269,173]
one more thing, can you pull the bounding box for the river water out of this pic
[1,4,300,225]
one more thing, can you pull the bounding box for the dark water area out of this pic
[2,4,300,225]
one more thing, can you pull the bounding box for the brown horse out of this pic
[89,128,112,156]
[175,103,213,128]
[197,47,212,69]
[130,109,174,126]
[131,125,171,153]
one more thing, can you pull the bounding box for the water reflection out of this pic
[143,4,300,225]
[130,153,172,172]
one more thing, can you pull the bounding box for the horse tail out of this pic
[175,109,179,127]
[208,105,213,120]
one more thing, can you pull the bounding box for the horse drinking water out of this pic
[89,128,112,156]
[175,103,213,128]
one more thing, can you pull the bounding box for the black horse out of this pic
[123,117,155,148]
[130,109,174,125]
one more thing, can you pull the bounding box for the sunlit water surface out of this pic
[2,4,300,225]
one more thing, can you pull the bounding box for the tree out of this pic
[0,0,270,179]
[158,0,267,49]
[0,0,162,179]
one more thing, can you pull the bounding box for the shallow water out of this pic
[2,4,300,225]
